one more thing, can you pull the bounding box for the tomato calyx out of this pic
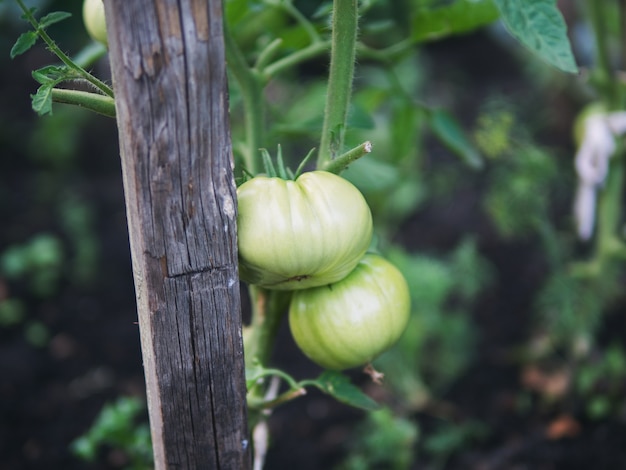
[237,145,317,185]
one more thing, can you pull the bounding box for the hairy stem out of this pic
[322,140,372,174]
[317,0,359,167]
[51,89,115,117]
[224,28,264,175]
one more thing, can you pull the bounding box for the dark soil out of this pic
[2,9,626,470]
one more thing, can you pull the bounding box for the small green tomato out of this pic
[83,0,108,47]
[237,171,373,290]
[289,254,410,370]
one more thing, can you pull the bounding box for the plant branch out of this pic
[248,387,307,410]
[51,89,115,117]
[16,0,114,98]
[244,287,291,369]
[317,0,359,167]
[322,140,372,174]
[262,40,330,80]
[224,27,264,174]
[356,38,414,63]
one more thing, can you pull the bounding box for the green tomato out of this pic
[289,254,410,370]
[237,171,373,290]
[83,0,108,47]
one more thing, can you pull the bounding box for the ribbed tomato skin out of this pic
[289,254,410,370]
[237,171,373,290]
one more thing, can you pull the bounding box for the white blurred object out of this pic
[574,111,626,240]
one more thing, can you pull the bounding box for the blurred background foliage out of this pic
[2,0,626,468]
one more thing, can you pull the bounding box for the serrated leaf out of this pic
[493,0,578,74]
[10,31,38,58]
[39,11,72,29]
[310,371,380,411]
[412,0,500,43]
[31,84,54,116]
[429,109,483,169]
[32,65,69,85]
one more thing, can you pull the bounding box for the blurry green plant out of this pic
[375,239,492,410]
[336,407,419,470]
[1,233,64,295]
[0,233,63,346]
[575,343,626,420]
[422,419,489,469]
[71,396,153,470]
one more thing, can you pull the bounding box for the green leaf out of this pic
[260,148,277,177]
[309,371,380,411]
[493,0,578,74]
[429,109,483,169]
[276,145,289,180]
[411,0,500,43]
[10,31,38,58]
[32,65,69,85]
[39,11,72,29]
[31,84,54,116]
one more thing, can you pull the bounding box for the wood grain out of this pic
[104,0,250,467]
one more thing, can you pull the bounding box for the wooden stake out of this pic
[104,0,250,467]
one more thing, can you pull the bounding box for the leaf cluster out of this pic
[70,396,153,470]
[10,0,113,116]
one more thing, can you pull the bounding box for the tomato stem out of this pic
[51,89,115,117]
[244,287,291,369]
[317,0,359,167]
[262,40,330,80]
[323,141,372,174]
[224,27,265,175]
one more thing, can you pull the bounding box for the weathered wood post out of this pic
[104,0,250,467]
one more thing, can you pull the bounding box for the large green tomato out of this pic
[237,171,373,290]
[289,254,410,370]
[83,0,108,47]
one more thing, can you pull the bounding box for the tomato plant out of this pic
[13,0,626,468]
[237,170,373,290]
[289,254,410,370]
